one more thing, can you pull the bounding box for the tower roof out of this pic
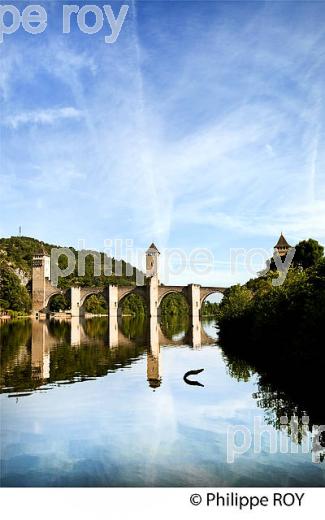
[33,245,49,257]
[274,233,291,249]
[146,243,160,254]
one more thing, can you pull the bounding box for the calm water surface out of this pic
[1,316,324,486]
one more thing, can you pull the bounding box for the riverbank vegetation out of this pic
[217,239,325,427]
[217,239,324,355]
[201,300,219,316]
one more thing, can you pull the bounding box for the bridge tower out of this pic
[146,243,160,316]
[146,243,160,278]
[32,248,51,316]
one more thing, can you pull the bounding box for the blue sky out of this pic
[1,1,325,285]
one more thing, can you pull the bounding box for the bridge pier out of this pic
[188,284,201,317]
[108,285,118,317]
[148,276,159,317]
[70,287,81,317]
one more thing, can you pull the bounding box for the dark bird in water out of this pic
[183,368,205,387]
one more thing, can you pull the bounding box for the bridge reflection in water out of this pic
[28,315,216,390]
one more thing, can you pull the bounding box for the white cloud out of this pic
[3,107,83,129]
[0,2,324,274]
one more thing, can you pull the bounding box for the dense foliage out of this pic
[48,294,70,312]
[217,239,325,427]
[121,293,146,317]
[0,268,31,313]
[292,238,324,269]
[218,257,325,354]
[201,300,219,316]
[84,295,108,314]
[160,292,189,317]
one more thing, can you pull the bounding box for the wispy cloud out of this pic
[0,1,324,285]
[3,107,83,129]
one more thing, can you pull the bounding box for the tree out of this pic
[160,293,189,317]
[0,298,9,310]
[201,300,219,315]
[217,284,253,322]
[84,294,107,314]
[49,294,69,312]
[0,268,31,312]
[292,239,324,269]
[121,293,146,317]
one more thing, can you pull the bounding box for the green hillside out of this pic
[0,236,144,313]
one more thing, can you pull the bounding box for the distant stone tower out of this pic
[274,233,291,257]
[32,248,51,315]
[146,243,160,317]
[146,243,160,278]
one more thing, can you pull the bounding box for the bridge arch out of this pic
[79,288,107,307]
[157,286,189,307]
[200,287,225,305]
[158,289,191,324]
[81,291,108,314]
[44,289,66,310]
[117,287,147,317]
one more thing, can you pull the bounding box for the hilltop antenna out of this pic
[19,226,22,237]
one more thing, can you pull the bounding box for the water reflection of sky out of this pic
[1,319,324,487]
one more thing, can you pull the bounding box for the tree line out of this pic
[217,238,325,428]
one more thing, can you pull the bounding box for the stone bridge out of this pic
[34,281,226,318]
[32,245,226,318]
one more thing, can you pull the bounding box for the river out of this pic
[0,316,324,486]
